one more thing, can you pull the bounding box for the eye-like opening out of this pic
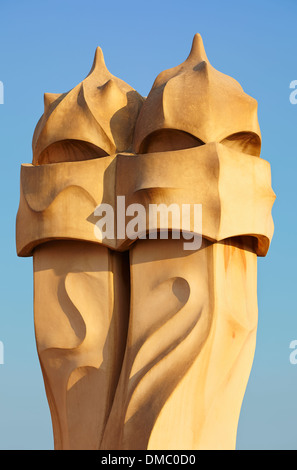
[35,139,109,165]
[138,129,205,154]
[220,132,261,157]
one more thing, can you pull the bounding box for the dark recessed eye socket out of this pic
[220,132,261,157]
[138,129,205,154]
[35,139,109,165]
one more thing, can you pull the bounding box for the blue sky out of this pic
[0,0,296,449]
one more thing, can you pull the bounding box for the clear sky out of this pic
[0,0,296,450]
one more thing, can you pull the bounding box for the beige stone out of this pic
[16,34,275,450]
[100,237,258,450]
[16,143,274,257]
[33,241,129,449]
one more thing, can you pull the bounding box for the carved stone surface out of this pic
[16,34,275,450]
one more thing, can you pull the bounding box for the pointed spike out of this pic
[186,33,209,64]
[98,79,125,102]
[87,46,108,76]
[100,78,115,90]
[99,79,120,92]
[93,47,106,67]
[44,92,61,110]
[193,60,209,73]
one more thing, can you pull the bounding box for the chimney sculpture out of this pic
[16,35,275,450]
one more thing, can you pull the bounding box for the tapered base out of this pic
[33,237,257,450]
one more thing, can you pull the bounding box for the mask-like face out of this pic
[16,33,274,257]
[133,34,261,157]
[31,46,145,164]
[16,34,276,451]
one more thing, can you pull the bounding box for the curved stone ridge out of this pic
[16,144,275,257]
[16,34,276,451]
[133,34,261,156]
[32,47,144,165]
